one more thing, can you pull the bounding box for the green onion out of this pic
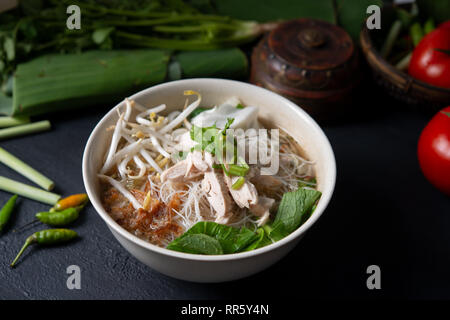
[232,177,245,190]
[227,164,249,177]
[0,147,54,191]
[381,20,402,59]
[395,52,412,70]
[221,164,230,176]
[0,176,60,205]
[0,116,30,128]
[0,121,51,140]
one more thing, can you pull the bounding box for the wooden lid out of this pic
[251,19,361,119]
[268,19,354,71]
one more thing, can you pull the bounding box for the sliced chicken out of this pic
[249,168,283,195]
[161,151,210,182]
[201,171,232,224]
[249,196,275,226]
[224,175,258,209]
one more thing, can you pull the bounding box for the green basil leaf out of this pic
[274,188,322,234]
[167,233,223,255]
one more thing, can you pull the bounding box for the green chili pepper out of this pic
[0,195,18,233]
[36,207,81,226]
[424,18,435,35]
[410,22,424,47]
[15,205,84,232]
[10,229,78,267]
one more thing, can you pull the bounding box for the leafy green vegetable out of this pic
[167,233,223,255]
[168,187,322,254]
[274,188,322,234]
[243,228,266,251]
[263,221,290,242]
[168,221,259,254]
[187,107,209,120]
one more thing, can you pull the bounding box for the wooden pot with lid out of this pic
[251,18,361,120]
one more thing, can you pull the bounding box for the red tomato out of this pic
[418,106,450,196]
[409,21,450,89]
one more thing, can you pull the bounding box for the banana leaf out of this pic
[11,50,169,116]
[5,48,247,116]
[336,0,384,41]
[213,0,385,42]
[214,0,335,23]
[174,48,248,79]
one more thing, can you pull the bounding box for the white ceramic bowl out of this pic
[82,79,336,283]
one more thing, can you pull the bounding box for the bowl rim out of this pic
[82,78,336,261]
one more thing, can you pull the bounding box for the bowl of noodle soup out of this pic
[83,78,336,282]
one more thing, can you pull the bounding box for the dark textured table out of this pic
[1,85,449,300]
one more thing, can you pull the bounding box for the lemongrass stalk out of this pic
[0,116,30,128]
[0,176,60,205]
[381,20,402,59]
[0,120,51,140]
[0,147,55,191]
[395,52,412,71]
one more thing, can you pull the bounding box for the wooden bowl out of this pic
[360,17,450,108]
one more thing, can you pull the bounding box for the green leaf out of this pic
[167,233,223,255]
[0,93,13,115]
[244,228,266,251]
[274,188,322,234]
[175,48,248,80]
[265,220,290,241]
[19,0,43,16]
[416,0,450,24]
[169,221,259,254]
[336,0,384,41]
[92,27,115,45]
[3,37,14,61]
[214,0,335,23]
[441,111,450,118]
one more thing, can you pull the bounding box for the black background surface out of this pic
[0,79,449,300]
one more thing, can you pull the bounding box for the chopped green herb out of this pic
[231,176,245,190]
[187,107,209,120]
